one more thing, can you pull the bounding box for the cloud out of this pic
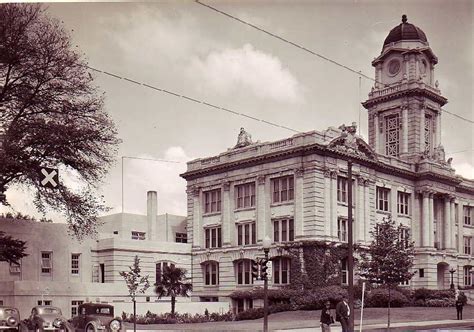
[119,146,192,216]
[188,44,304,103]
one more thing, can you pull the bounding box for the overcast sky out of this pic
[2,0,473,220]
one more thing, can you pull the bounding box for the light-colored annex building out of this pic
[180,16,474,310]
[0,191,200,319]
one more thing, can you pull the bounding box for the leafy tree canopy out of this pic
[0,4,121,239]
[155,265,192,315]
[0,230,27,264]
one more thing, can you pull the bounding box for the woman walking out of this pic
[320,301,334,332]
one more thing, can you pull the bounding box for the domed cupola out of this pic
[383,15,428,48]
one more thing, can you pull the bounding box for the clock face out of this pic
[388,59,401,75]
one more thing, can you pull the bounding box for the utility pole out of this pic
[347,159,355,330]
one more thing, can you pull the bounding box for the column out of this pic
[450,198,456,251]
[257,175,267,242]
[294,168,304,239]
[222,182,231,246]
[323,170,332,238]
[330,171,338,239]
[357,177,365,243]
[458,201,464,253]
[422,191,430,247]
[443,195,451,249]
[364,180,370,243]
[429,192,434,247]
[419,106,425,152]
[191,187,202,247]
[353,176,359,242]
[402,107,409,154]
[374,113,379,154]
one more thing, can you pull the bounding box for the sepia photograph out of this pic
[0,0,473,331]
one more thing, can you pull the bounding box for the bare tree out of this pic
[119,256,150,332]
[0,4,120,239]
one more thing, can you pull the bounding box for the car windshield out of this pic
[39,308,61,315]
[1,309,18,315]
[95,308,112,315]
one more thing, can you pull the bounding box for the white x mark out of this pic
[41,169,57,187]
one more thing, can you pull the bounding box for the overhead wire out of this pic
[194,0,474,125]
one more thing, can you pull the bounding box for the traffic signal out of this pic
[251,260,259,280]
[260,258,269,280]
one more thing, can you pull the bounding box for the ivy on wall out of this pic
[283,240,363,289]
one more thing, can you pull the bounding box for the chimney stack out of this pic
[147,191,157,241]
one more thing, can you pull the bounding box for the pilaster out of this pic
[191,187,202,247]
[257,175,267,242]
[294,168,304,239]
[443,195,451,249]
[222,181,231,246]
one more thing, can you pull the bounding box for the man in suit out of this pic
[336,295,351,332]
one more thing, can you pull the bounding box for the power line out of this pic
[85,65,301,134]
[122,156,183,163]
[195,0,474,125]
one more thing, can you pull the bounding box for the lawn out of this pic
[123,305,474,331]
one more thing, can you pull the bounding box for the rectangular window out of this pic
[385,114,400,156]
[337,177,347,203]
[464,206,472,226]
[338,218,347,242]
[175,233,188,243]
[397,192,410,215]
[464,236,472,255]
[204,189,221,213]
[455,203,459,225]
[419,268,425,278]
[376,187,390,212]
[341,259,348,285]
[235,183,256,209]
[399,228,410,249]
[9,261,21,274]
[237,222,256,246]
[273,257,290,285]
[41,252,52,274]
[204,262,219,286]
[273,219,294,243]
[131,231,146,240]
[464,266,472,286]
[38,300,52,306]
[71,300,84,317]
[71,254,80,275]
[236,260,253,285]
[205,227,222,248]
[271,176,294,204]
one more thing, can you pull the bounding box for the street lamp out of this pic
[262,236,272,332]
[449,268,456,290]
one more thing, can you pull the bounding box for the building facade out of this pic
[180,16,474,310]
[0,191,200,319]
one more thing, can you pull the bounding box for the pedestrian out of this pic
[456,296,464,320]
[336,295,351,332]
[320,300,334,332]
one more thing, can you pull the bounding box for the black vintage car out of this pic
[69,304,121,332]
[0,306,21,331]
[28,306,72,332]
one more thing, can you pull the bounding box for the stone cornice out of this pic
[362,86,448,109]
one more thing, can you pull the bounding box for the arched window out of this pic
[156,261,175,285]
[272,257,290,285]
[234,259,255,285]
[202,261,219,286]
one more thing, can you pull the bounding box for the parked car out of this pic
[69,304,121,332]
[28,306,71,332]
[0,306,21,331]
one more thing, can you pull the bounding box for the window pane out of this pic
[282,220,287,242]
[252,223,256,244]
[238,225,242,246]
[244,224,250,245]
[289,219,294,241]
[274,221,279,242]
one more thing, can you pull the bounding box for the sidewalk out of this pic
[276,319,474,331]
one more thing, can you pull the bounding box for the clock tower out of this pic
[362,15,448,163]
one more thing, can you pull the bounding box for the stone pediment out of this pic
[327,122,377,161]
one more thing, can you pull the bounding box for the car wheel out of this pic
[85,324,96,332]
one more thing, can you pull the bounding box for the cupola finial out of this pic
[402,14,407,23]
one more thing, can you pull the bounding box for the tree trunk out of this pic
[133,299,136,332]
[171,296,176,315]
[387,287,391,332]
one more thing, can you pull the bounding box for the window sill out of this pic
[274,240,295,245]
[463,224,474,229]
[397,214,411,218]
[203,285,219,289]
[235,284,255,288]
[270,201,294,208]
[203,212,222,218]
[234,207,256,213]
[376,210,391,215]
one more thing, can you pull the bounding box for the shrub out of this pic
[413,288,454,301]
[122,311,233,324]
[365,288,409,308]
[229,287,295,302]
[290,285,347,310]
[234,303,292,321]
[425,298,455,307]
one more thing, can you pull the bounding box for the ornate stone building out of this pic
[180,16,474,310]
